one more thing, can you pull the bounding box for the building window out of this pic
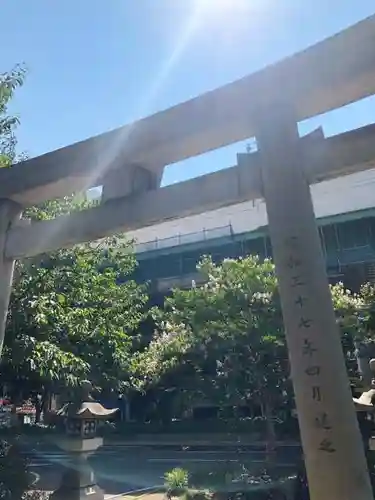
[321,224,339,254]
[337,219,370,250]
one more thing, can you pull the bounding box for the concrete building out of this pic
[128,163,375,294]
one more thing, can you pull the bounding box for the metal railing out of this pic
[135,223,233,254]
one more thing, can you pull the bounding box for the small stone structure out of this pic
[352,359,375,453]
[50,381,118,500]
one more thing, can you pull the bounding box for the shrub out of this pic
[0,438,30,499]
[184,490,211,500]
[164,468,189,499]
[22,493,49,500]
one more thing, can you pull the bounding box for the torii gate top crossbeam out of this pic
[2,14,375,207]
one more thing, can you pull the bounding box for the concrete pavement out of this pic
[26,443,302,494]
[103,434,299,447]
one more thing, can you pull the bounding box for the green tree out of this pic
[24,192,97,222]
[0,64,27,167]
[136,256,288,442]
[0,64,148,413]
[137,257,375,437]
[331,283,366,378]
[1,234,148,408]
[331,282,375,384]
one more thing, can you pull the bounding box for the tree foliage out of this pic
[331,282,375,381]
[0,439,30,499]
[136,256,289,419]
[137,257,375,423]
[1,234,148,399]
[0,64,148,405]
[23,193,97,222]
[0,64,27,167]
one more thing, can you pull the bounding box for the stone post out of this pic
[50,437,104,500]
[355,341,373,388]
[0,200,21,356]
[256,104,373,500]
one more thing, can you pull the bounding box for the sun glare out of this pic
[195,0,251,17]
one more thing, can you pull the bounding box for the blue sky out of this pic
[2,0,375,187]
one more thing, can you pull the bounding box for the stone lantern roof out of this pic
[56,380,118,420]
[353,389,375,412]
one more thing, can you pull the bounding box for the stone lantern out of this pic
[51,380,118,500]
[353,358,375,411]
[352,359,375,452]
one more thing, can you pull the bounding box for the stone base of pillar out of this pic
[50,482,104,500]
[51,456,104,500]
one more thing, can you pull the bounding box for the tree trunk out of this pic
[35,386,50,424]
[264,397,277,463]
[34,398,42,424]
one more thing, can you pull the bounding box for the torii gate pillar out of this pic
[0,200,21,356]
[257,104,372,500]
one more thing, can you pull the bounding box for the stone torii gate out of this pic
[2,14,375,500]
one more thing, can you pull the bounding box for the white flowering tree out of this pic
[135,256,375,437]
[331,282,375,384]
[135,255,288,442]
